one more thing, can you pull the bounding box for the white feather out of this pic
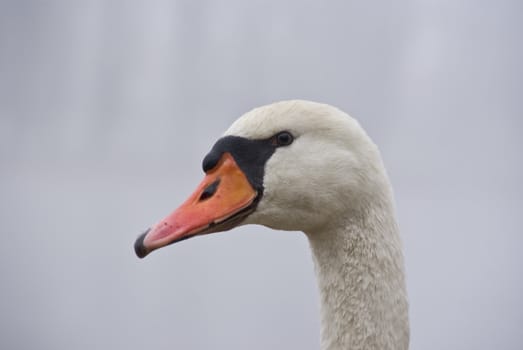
[226,100,409,350]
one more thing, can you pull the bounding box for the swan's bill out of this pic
[134,152,258,258]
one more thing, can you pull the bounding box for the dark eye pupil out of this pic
[276,132,293,146]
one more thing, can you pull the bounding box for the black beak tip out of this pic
[134,229,150,259]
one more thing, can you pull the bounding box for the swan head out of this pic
[135,100,387,258]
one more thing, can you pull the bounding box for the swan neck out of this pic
[307,204,409,350]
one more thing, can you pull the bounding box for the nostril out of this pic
[199,179,220,201]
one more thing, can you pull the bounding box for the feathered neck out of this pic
[306,195,409,350]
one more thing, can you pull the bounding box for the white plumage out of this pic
[225,100,409,350]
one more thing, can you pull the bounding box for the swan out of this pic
[134,100,409,350]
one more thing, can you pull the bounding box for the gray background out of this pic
[1,1,521,349]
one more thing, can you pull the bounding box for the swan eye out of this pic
[274,131,294,147]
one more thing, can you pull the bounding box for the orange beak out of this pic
[135,153,258,258]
